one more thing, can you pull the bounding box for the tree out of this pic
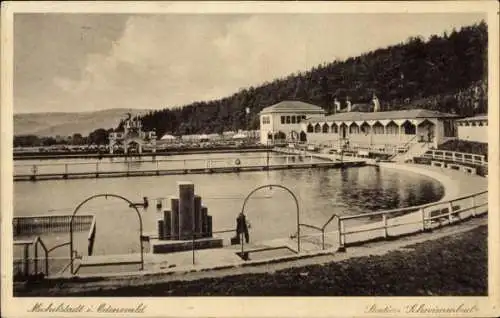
[14,135,41,147]
[102,21,488,135]
[72,133,84,145]
[87,128,109,145]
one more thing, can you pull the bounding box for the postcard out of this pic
[1,1,499,317]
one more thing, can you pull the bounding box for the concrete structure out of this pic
[178,182,195,240]
[302,109,459,150]
[456,114,488,143]
[109,113,157,154]
[259,101,326,145]
[152,182,221,254]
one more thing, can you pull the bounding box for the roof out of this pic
[317,109,459,122]
[350,103,372,112]
[160,134,176,140]
[456,114,488,122]
[260,101,326,114]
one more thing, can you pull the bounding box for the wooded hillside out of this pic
[138,21,487,138]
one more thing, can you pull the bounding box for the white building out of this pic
[303,109,459,150]
[456,115,488,143]
[259,101,326,144]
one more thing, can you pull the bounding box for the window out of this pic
[297,116,301,123]
[261,116,270,125]
[307,124,314,133]
[281,116,285,124]
[291,116,296,124]
[286,116,291,124]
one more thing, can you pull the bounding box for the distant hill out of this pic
[14,108,152,137]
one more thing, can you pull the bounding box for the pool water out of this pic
[14,153,444,257]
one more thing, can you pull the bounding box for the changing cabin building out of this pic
[302,109,459,152]
[456,114,488,143]
[259,101,326,145]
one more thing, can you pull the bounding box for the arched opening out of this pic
[401,120,416,135]
[126,140,141,153]
[307,123,314,133]
[314,123,321,133]
[340,123,348,139]
[360,122,370,135]
[372,122,384,135]
[300,131,307,142]
[267,132,273,140]
[385,121,399,135]
[349,122,359,134]
[418,120,435,142]
[274,131,286,140]
[331,123,338,134]
[322,123,329,133]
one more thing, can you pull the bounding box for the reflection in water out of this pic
[14,164,444,255]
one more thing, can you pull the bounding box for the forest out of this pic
[136,21,488,139]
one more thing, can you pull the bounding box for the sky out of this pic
[13,13,485,114]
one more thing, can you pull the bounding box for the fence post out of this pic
[448,202,454,223]
[337,217,345,252]
[420,208,426,231]
[382,214,388,239]
[23,244,29,277]
[33,241,38,275]
[322,229,325,250]
[156,160,159,173]
[96,162,99,175]
[471,196,476,217]
[64,164,68,176]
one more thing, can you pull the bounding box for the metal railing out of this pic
[387,135,420,160]
[13,214,94,235]
[13,214,98,279]
[337,190,487,250]
[292,190,487,252]
[13,236,49,280]
[423,150,487,166]
[87,216,97,256]
[14,154,322,179]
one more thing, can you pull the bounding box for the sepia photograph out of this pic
[1,1,499,317]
